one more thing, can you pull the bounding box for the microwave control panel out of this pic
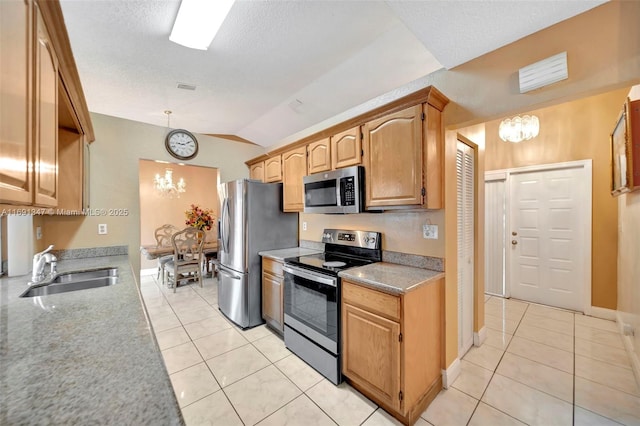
[340,176,356,206]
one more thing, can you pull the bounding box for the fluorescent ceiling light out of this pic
[170,0,235,50]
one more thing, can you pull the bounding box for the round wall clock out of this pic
[165,129,199,160]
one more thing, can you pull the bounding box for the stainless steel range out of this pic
[283,229,382,384]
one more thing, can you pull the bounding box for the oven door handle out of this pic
[283,265,337,287]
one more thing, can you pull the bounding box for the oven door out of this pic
[283,264,338,354]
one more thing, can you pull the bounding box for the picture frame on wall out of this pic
[610,97,640,196]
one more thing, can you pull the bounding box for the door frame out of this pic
[488,160,592,314]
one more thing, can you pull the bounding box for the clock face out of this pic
[165,129,198,160]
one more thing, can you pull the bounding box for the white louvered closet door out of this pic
[457,141,474,357]
[485,174,506,296]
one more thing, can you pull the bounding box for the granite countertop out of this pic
[0,255,183,425]
[339,262,445,295]
[258,246,323,261]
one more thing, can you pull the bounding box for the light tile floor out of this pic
[139,273,640,425]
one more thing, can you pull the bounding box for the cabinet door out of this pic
[363,106,422,208]
[342,302,401,411]
[0,0,33,204]
[249,161,265,182]
[264,155,282,182]
[307,138,331,174]
[331,126,361,169]
[33,3,58,207]
[282,146,307,212]
[262,271,283,332]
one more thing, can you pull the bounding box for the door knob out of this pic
[512,240,518,245]
[512,231,518,236]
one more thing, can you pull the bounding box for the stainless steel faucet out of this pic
[31,245,57,284]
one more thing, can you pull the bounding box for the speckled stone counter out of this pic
[0,255,183,425]
[258,246,322,261]
[338,262,444,295]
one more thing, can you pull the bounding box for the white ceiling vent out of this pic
[519,51,568,93]
[177,82,196,91]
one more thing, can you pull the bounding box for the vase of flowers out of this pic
[185,204,214,231]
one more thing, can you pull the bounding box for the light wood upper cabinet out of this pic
[249,161,265,182]
[331,126,361,169]
[264,155,282,182]
[307,138,331,174]
[33,2,58,207]
[0,0,33,205]
[282,146,307,212]
[363,105,422,209]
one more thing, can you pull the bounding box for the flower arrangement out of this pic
[185,204,214,231]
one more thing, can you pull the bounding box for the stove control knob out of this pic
[364,236,376,245]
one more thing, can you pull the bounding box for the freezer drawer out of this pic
[217,264,264,329]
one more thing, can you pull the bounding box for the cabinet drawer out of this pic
[263,257,284,277]
[342,280,400,321]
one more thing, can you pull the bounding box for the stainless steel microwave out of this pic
[303,166,364,214]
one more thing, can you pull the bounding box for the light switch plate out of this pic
[302,221,307,231]
[423,224,438,239]
[98,224,108,235]
[36,226,42,240]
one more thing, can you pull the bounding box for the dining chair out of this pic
[154,224,179,286]
[164,227,205,293]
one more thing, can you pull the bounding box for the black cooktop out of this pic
[284,252,375,276]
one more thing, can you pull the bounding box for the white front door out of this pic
[509,165,588,312]
[457,141,474,356]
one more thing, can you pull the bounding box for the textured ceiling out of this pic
[59,0,606,147]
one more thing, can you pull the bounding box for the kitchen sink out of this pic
[20,267,118,298]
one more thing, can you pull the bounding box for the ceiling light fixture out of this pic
[154,168,186,198]
[169,0,236,50]
[498,115,540,143]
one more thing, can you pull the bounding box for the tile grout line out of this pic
[462,300,532,426]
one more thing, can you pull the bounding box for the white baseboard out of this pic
[616,311,640,387]
[474,326,487,346]
[442,358,461,389]
[589,306,617,321]
[140,268,157,277]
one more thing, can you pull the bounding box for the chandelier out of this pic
[154,168,186,198]
[499,115,540,143]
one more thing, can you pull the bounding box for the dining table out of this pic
[140,241,219,277]
[140,241,218,260]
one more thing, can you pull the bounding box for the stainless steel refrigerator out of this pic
[217,180,298,328]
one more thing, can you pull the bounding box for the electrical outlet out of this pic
[423,224,438,239]
[98,224,108,235]
[36,226,42,240]
[302,221,307,231]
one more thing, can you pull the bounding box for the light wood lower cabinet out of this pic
[342,278,443,425]
[262,257,284,334]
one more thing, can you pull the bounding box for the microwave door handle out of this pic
[335,180,342,207]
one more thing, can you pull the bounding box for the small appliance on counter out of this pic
[217,180,298,328]
[283,229,382,384]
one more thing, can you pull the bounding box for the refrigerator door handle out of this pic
[218,265,241,280]
[221,197,230,253]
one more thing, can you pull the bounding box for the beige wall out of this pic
[618,85,640,376]
[301,210,444,258]
[139,160,219,270]
[484,88,628,310]
[40,113,266,273]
